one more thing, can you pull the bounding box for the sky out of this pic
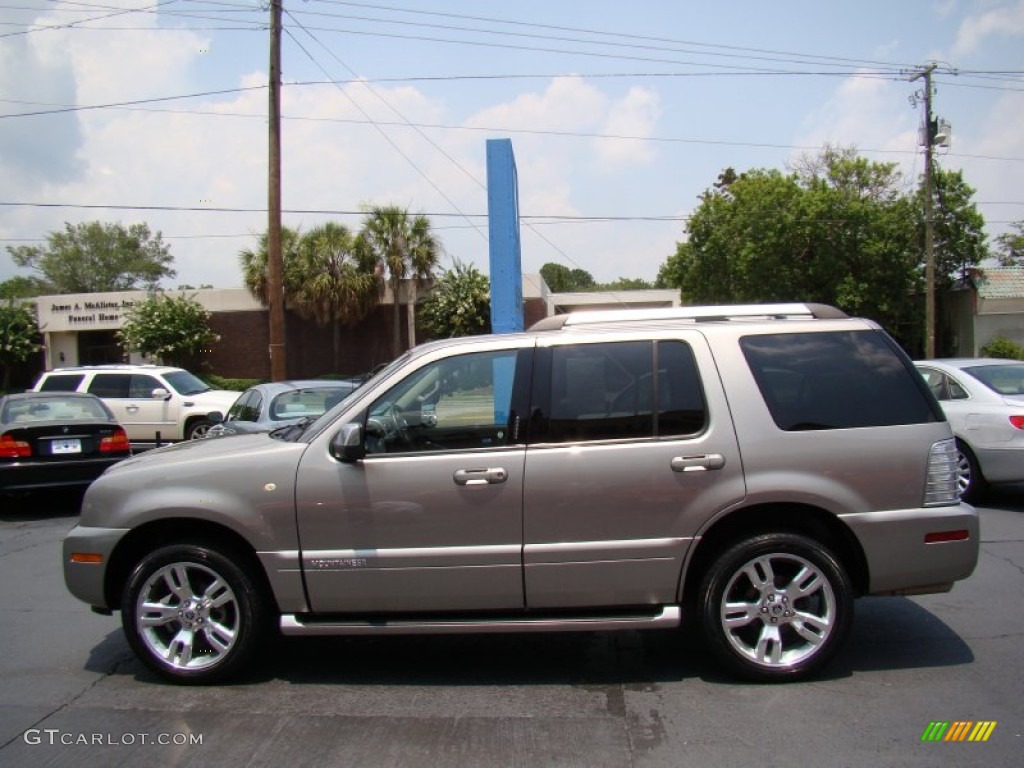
[1,0,1023,290]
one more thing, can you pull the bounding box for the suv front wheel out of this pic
[122,543,267,683]
[699,533,853,682]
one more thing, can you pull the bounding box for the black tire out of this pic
[185,419,214,440]
[121,543,268,684]
[955,440,988,504]
[698,533,853,682]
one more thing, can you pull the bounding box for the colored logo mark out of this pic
[921,721,997,742]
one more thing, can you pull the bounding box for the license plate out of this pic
[51,438,81,455]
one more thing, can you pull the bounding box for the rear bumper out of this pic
[975,446,1024,485]
[0,457,126,492]
[841,504,979,595]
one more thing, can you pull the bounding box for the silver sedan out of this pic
[205,380,360,439]
[916,358,1024,501]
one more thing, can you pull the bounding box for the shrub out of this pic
[204,374,264,391]
[980,336,1024,360]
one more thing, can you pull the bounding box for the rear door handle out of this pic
[454,467,508,486]
[671,454,725,472]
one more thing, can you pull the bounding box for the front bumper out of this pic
[63,525,130,609]
[841,504,979,595]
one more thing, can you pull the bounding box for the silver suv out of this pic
[63,304,978,684]
[34,365,239,442]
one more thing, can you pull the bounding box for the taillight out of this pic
[99,428,130,454]
[0,434,32,458]
[1010,416,1024,430]
[924,439,959,506]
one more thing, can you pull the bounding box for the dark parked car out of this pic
[0,392,131,494]
[205,380,361,439]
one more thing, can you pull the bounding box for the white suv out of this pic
[33,365,239,443]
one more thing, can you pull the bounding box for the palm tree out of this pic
[239,226,303,305]
[358,205,440,356]
[292,222,379,370]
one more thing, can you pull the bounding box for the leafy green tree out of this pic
[7,221,174,293]
[358,206,440,356]
[596,277,655,291]
[659,150,923,342]
[418,261,491,339]
[993,221,1024,266]
[539,263,596,292]
[0,275,49,300]
[117,293,219,369]
[920,166,987,287]
[0,300,43,391]
[292,222,379,370]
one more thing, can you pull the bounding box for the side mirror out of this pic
[207,411,224,424]
[150,388,171,400]
[330,423,365,463]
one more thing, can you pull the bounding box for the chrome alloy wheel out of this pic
[719,552,836,669]
[955,449,973,497]
[135,562,240,672]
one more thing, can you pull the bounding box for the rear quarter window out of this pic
[740,330,941,431]
[38,374,84,392]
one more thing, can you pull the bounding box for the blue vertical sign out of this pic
[486,139,524,334]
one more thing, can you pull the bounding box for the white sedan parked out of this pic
[916,358,1024,501]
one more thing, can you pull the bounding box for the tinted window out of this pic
[546,340,706,443]
[163,370,211,395]
[129,375,162,398]
[227,389,262,422]
[741,331,939,431]
[365,349,522,455]
[87,373,131,398]
[38,374,84,392]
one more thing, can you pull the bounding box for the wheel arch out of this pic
[104,518,279,613]
[681,503,870,604]
[183,414,214,440]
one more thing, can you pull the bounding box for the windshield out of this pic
[278,353,410,442]
[962,363,1024,396]
[163,370,212,396]
[269,386,351,421]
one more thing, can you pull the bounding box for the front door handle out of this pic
[454,467,508,486]
[671,454,725,472]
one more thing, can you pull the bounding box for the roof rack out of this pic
[529,303,846,331]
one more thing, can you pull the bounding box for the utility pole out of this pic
[267,0,286,380]
[910,63,938,359]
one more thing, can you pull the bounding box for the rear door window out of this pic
[741,330,940,430]
[539,340,706,443]
[86,374,131,399]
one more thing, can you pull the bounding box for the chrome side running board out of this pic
[280,605,681,636]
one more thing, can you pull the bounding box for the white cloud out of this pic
[592,87,662,169]
[952,0,1024,56]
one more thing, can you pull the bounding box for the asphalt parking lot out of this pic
[0,488,1021,767]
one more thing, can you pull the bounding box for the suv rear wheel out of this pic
[699,533,853,682]
[122,543,267,683]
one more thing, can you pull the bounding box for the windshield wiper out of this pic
[269,415,318,441]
